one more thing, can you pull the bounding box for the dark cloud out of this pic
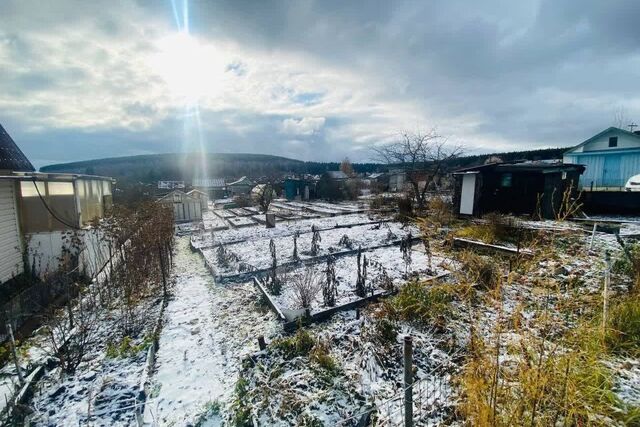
[1,0,640,165]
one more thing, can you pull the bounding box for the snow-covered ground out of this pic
[143,237,278,426]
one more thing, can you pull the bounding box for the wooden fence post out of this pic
[404,335,413,427]
[602,251,611,338]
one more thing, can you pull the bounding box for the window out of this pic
[609,136,618,147]
[500,173,512,187]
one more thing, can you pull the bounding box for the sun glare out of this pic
[150,32,222,102]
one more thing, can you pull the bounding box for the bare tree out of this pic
[373,130,463,209]
[340,157,355,177]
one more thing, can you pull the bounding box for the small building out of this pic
[192,177,226,199]
[326,170,348,181]
[388,169,406,192]
[453,161,585,219]
[157,190,202,222]
[0,124,115,282]
[227,176,255,196]
[284,177,317,200]
[563,127,640,189]
[187,188,209,211]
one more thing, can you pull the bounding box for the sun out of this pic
[150,32,221,102]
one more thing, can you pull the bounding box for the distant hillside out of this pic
[447,147,567,169]
[40,147,567,183]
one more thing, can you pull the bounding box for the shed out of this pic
[187,189,209,211]
[227,176,255,196]
[284,178,317,200]
[453,161,585,219]
[563,127,640,189]
[192,177,226,199]
[157,190,202,222]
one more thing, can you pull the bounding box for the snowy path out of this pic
[144,237,278,426]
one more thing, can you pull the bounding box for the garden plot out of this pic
[202,211,228,231]
[201,221,420,276]
[191,213,383,249]
[229,309,457,426]
[271,244,449,315]
[227,216,256,228]
[213,209,236,219]
[229,208,252,217]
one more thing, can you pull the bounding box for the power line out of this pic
[30,178,83,230]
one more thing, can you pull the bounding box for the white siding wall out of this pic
[0,181,23,284]
[26,229,112,279]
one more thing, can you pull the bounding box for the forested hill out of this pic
[39,152,382,182]
[40,147,567,183]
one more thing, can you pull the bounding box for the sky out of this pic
[1,0,640,169]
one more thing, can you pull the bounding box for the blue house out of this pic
[563,127,640,189]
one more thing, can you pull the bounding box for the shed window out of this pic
[609,136,618,147]
[500,173,512,188]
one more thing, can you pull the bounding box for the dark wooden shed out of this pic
[452,161,585,219]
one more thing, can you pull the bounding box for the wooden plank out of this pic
[453,237,534,257]
[252,277,287,321]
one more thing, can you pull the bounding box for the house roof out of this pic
[187,189,208,197]
[157,190,199,203]
[192,177,225,187]
[228,176,254,186]
[0,124,35,172]
[454,160,585,174]
[565,126,640,154]
[326,170,348,179]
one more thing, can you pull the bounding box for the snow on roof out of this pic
[327,170,348,179]
[192,178,225,187]
[228,176,254,186]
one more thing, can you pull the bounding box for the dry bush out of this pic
[290,267,323,309]
[551,181,583,221]
[457,251,502,290]
[427,195,454,226]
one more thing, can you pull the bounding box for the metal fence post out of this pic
[404,335,413,427]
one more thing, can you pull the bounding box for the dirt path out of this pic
[144,237,278,426]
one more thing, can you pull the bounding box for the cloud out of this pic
[1,0,640,166]
[281,117,326,135]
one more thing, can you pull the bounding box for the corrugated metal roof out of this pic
[0,124,34,172]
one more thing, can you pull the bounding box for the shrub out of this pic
[273,328,315,359]
[230,375,251,426]
[310,340,338,374]
[290,267,322,309]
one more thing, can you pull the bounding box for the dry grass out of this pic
[459,323,639,426]
[456,251,502,291]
